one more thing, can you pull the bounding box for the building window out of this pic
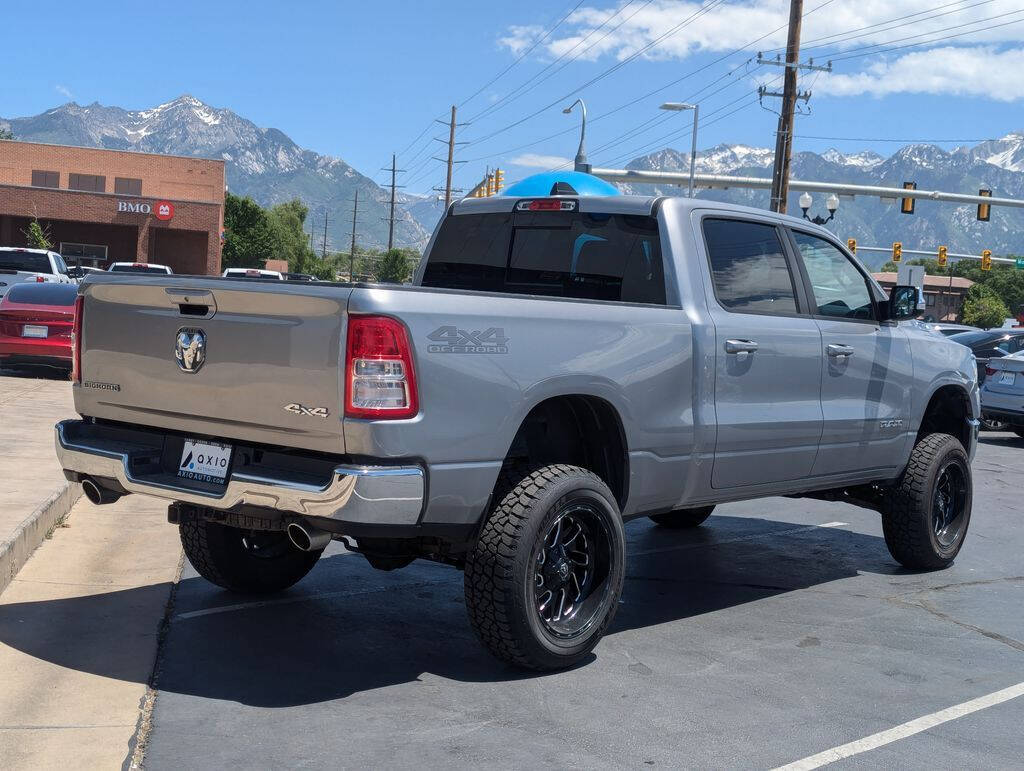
[115,177,142,196]
[68,173,106,193]
[31,170,60,188]
[926,293,936,307]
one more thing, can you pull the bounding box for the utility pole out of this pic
[381,153,405,251]
[432,106,468,208]
[348,190,358,281]
[321,209,329,258]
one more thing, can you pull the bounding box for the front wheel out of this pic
[180,518,322,594]
[464,465,625,670]
[881,433,972,570]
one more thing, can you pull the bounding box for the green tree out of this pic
[961,284,1010,329]
[0,127,13,140]
[222,192,276,269]
[22,218,53,250]
[377,248,416,283]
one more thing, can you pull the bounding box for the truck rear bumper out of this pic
[55,419,424,527]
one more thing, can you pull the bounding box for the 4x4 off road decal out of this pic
[427,326,509,354]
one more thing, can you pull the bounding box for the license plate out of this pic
[177,439,232,484]
[22,325,47,338]
[999,371,1016,386]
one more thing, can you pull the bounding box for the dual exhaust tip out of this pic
[82,476,330,553]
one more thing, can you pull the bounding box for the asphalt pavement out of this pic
[1,415,1022,768]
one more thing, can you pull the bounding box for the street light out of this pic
[563,99,590,173]
[799,192,839,225]
[659,102,699,198]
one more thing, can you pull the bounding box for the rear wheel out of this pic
[180,518,322,594]
[464,464,625,670]
[650,505,715,529]
[881,433,972,570]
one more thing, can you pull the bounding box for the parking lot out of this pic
[0,369,1021,769]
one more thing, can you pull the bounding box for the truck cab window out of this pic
[702,218,798,315]
[791,231,874,321]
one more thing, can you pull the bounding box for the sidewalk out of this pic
[0,375,82,594]
[0,494,180,769]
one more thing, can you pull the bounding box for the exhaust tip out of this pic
[286,521,331,552]
[81,477,121,505]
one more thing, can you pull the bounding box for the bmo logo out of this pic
[116,200,175,221]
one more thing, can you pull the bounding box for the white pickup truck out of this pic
[0,247,74,299]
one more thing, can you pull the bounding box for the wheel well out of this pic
[502,395,628,508]
[918,385,971,449]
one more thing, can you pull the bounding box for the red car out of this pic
[0,282,79,372]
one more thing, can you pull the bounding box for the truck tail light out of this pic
[72,295,84,383]
[345,315,418,419]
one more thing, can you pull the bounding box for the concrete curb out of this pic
[0,481,82,596]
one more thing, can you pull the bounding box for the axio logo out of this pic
[117,200,152,214]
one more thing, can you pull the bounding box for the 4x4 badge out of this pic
[285,403,329,419]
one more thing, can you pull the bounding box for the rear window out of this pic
[0,252,50,273]
[422,210,666,304]
[109,264,171,274]
[5,282,78,306]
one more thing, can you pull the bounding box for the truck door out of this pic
[786,229,913,476]
[698,216,824,488]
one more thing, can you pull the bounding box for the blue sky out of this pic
[3,0,1024,194]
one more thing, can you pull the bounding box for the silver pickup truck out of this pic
[55,194,979,670]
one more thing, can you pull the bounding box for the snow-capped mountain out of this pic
[619,131,1024,264]
[0,96,430,250]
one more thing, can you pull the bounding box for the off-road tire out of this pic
[464,464,625,671]
[180,518,322,594]
[881,433,972,570]
[650,505,715,529]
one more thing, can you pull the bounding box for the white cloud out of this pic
[498,1,1024,98]
[508,152,573,168]
[55,84,73,99]
[819,46,1024,102]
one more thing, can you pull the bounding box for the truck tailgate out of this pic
[76,276,352,454]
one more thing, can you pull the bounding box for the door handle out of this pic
[827,343,855,358]
[724,339,759,354]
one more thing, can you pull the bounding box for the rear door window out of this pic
[701,218,799,315]
[422,210,666,304]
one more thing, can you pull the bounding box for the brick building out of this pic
[873,272,975,322]
[0,140,224,274]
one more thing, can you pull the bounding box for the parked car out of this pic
[948,329,1024,384]
[222,268,284,280]
[108,262,174,275]
[0,282,79,371]
[980,350,1024,438]
[0,247,74,300]
[925,322,980,337]
[56,195,979,670]
[284,272,316,282]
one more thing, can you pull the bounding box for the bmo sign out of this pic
[117,199,175,221]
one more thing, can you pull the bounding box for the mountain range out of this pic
[621,135,1024,269]
[4,96,1024,267]
[0,96,430,252]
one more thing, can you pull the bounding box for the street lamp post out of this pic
[799,192,840,225]
[659,102,699,198]
[563,99,590,173]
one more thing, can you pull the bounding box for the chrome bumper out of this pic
[54,420,424,526]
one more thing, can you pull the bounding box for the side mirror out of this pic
[885,285,922,321]
[66,266,83,279]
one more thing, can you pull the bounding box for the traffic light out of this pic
[900,181,916,215]
[937,245,948,268]
[892,242,902,262]
[977,189,991,222]
[485,173,494,197]
[494,168,504,193]
[981,249,992,271]
[847,238,856,254]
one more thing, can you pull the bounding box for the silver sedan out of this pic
[981,350,1024,439]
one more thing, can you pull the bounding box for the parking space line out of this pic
[629,521,847,558]
[773,681,1024,770]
